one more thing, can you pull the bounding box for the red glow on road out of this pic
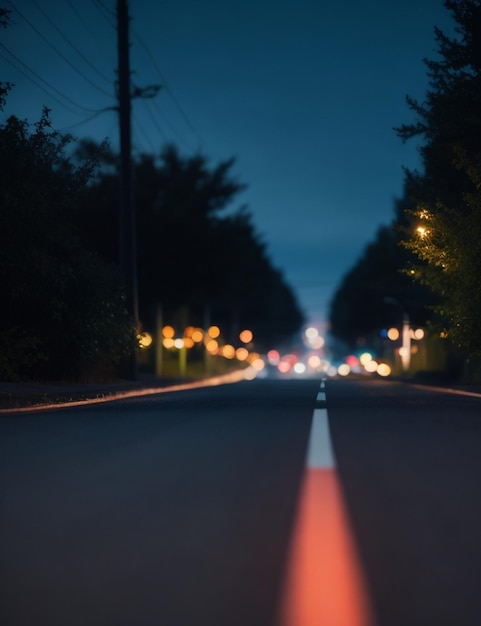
[278,468,374,626]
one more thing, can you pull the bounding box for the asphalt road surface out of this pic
[1,375,481,626]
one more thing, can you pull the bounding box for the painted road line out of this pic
[316,391,326,403]
[277,406,375,626]
[306,409,334,467]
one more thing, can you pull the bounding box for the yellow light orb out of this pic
[236,347,249,361]
[338,363,350,376]
[387,327,400,341]
[364,359,378,373]
[359,352,373,365]
[251,357,265,371]
[138,332,153,348]
[239,329,253,343]
[377,363,391,377]
[162,325,175,339]
[222,344,236,359]
[192,329,203,343]
[247,352,261,364]
[310,336,325,349]
[205,339,218,354]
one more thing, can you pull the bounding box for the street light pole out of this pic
[384,297,411,376]
[400,312,411,375]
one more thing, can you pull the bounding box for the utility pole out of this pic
[117,0,138,380]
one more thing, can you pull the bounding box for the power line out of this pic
[0,43,102,115]
[90,0,116,29]
[6,0,114,98]
[131,26,203,147]
[65,0,116,65]
[95,0,116,18]
[132,115,157,154]
[66,0,94,32]
[30,0,113,86]
[59,107,114,132]
[139,98,168,142]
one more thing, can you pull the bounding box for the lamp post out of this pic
[384,297,411,376]
[400,312,411,374]
[174,338,187,377]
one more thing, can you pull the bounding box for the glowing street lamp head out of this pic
[416,226,428,238]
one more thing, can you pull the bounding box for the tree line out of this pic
[0,7,304,381]
[0,114,304,382]
[328,0,481,381]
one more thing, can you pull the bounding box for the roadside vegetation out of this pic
[0,7,304,382]
[328,0,481,382]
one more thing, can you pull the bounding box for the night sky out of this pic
[1,0,455,328]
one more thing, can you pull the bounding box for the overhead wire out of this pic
[6,0,114,98]
[30,0,113,86]
[87,0,147,156]
[0,43,103,115]
[131,26,203,148]
[4,0,203,157]
[65,0,116,65]
[90,0,116,29]
[59,108,115,132]
[139,98,169,143]
[137,92,193,152]
[132,115,157,155]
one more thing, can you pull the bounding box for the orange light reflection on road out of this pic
[278,468,374,626]
[0,370,250,415]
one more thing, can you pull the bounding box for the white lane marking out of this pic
[316,391,326,403]
[306,408,336,469]
[320,380,325,389]
[277,386,375,626]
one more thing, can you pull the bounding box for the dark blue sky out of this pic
[1,0,455,328]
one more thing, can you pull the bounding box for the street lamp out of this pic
[399,312,411,374]
[383,297,411,375]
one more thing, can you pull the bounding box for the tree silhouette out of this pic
[0,112,136,381]
[328,214,433,350]
[395,0,481,355]
[78,141,305,348]
[329,0,481,367]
